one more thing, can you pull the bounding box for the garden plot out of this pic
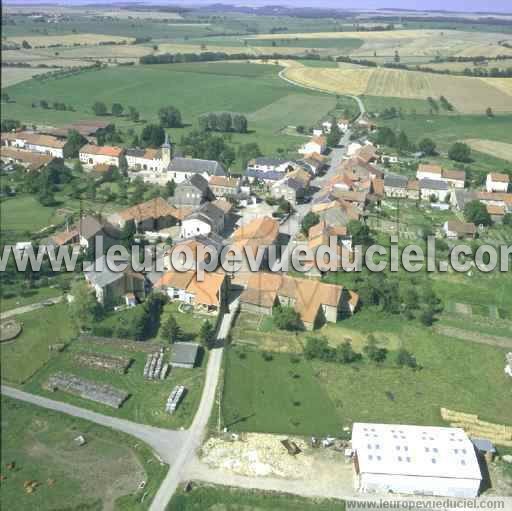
[44,372,130,408]
[74,351,132,374]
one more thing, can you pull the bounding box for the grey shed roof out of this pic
[194,202,225,224]
[251,157,288,167]
[84,255,126,288]
[168,157,225,176]
[420,178,449,191]
[471,438,496,453]
[184,173,211,194]
[126,148,146,158]
[171,342,200,366]
[384,174,408,189]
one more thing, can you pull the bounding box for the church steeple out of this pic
[161,132,172,165]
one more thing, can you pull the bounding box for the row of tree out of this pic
[198,112,248,134]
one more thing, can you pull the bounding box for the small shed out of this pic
[472,437,496,463]
[170,342,200,369]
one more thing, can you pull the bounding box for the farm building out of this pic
[299,135,327,156]
[79,144,124,167]
[170,342,200,369]
[486,172,509,193]
[1,131,65,158]
[351,423,482,498]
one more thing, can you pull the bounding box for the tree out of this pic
[92,101,108,116]
[73,160,83,174]
[347,220,373,246]
[164,179,176,198]
[39,99,49,109]
[503,213,512,226]
[464,199,491,226]
[218,112,232,132]
[128,106,140,122]
[418,137,436,156]
[419,306,435,326]
[63,129,87,158]
[121,219,137,248]
[396,130,410,154]
[161,314,181,343]
[158,106,182,128]
[22,40,32,49]
[119,154,128,175]
[111,103,124,117]
[396,347,417,369]
[69,281,100,332]
[448,142,471,163]
[232,114,248,133]
[237,142,262,168]
[273,305,302,331]
[326,118,341,148]
[486,107,494,117]
[140,124,165,148]
[301,211,320,236]
[207,113,218,131]
[363,334,387,362]
[198,115,210,132]
[200,320,216,350]
[336,340,360,364]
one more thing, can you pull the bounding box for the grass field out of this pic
[283,61,512,114]
[0,196,65,235]
[1,304,75,384]
[222,347,341,435]
[168,484,345,511]
[224,301,512,434]
[2,62,340,168]
[464,138,512,162]
[245,37,363,50]
[1,396,167,511]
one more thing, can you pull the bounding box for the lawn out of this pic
[1,396,167,511]
[222,346,341,436]
[1,303,75,384]
[0,284,62,313]
[2,62,338,169]
[0,195,64,237]
[168,484,345,511]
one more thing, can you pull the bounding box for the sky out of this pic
[6,0,512,14]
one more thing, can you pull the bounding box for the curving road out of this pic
[0,295,64,320]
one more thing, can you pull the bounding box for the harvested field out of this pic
[464,139,512,162]
[1,67,47,87]
[6,34,135,47]
[282,61,512,114]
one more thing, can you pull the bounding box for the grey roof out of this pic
[251,157,288,167]
[168,157,225,176]
[78,215,112,240]
[472,438,496,453]
[171,342,200,366]
[195,202,225,224]
[126,148,146,158]
[384,174,408,189]
[419,178,449,191]
[84,255,126,288]
[279,177,304,191]
[245,169,283,181]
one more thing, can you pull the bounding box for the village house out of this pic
[239,273,359,330]
[126,147,166,172]
[355,143,378,165]
[79,144,124,168]
[420,178,450,202]
[0,146,53,172]
[230,216,280,271]
[299,135,327,156]
[247,157,294,173]
[108,197,179,233]
[407,180,420,200]
[416,164,465,189]
[180,202,225,239]
[312,199,362,226]
[486,204,507,224]
[271,176,306,205]
[84,255,148,305]
[384,174,408,198]
[339,157,383,182]
[442,169,466,189]
[321,117,350,133]
[351,423,481,498]
[49,215,120,251]
[486,172,509,193]
[1,131,66,158]
[299,154,326,175]
[153,269,228,314]
[208,175,240,199]
[416,163,442,181]
[443,220,477,240]
[173,174,215,208]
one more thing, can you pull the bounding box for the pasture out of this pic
[464,139,512,162]
[168,484,345,511]
[1,396,166,511]
[224,308,512,435]
[3,62,342,165]
[283,61,512,114]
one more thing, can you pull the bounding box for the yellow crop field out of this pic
[6,33,135,48]
[464,139,512,162]
[282,62,512,114]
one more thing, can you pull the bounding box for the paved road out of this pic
[148,298,239,511]
[1,385,187,464]
[0,295,64,320]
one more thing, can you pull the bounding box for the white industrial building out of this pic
[351,422,482,498]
